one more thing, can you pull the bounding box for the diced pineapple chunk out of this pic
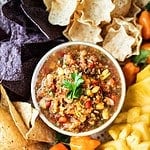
[132,122,150,141]
[127,107,141,123]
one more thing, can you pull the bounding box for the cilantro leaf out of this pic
[145,1,150,11]
[63,80,73,90]
[63,72,84,100]
[132,50,150,65]
[55,132,70,143]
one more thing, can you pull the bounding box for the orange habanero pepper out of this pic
[122,61,140,87]
[70,136,101,150]
[49,143,68,150]
[138,2,150,40]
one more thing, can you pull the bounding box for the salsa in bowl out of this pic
[31,42,126,136]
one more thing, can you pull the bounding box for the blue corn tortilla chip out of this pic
[2,57,39,100]
[0,8,49,81]
[0,41,22,81]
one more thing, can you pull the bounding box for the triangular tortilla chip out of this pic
[0,85,54,149]
[0,85,29,139]
[13,102,32,129]
[26,108,55,143]
[24,142,50,150]
[0,107,29,149]
[0,85,29,149]
[13,101,55,143]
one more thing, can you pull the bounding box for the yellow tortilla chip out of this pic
[63,16,102,43]
[25,142,50,150]
[0,107,28,149]
[0,85,29,139]
[26,111,55,143]
[0,85,53,149]
[111,0,132,18]
[48,0,78,26]
[14,102,55,143]
[13,102,32,129]
[77,0,115,25]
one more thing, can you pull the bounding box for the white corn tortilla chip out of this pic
[103,18,142,61]
[43,0,52,11]
[0,107,28,149]
[0,85,54,149]
[13,102,32,129]
[13,101,55,143]
[134,0,149,8]
[77,0,115,25]
[26,108,55,143]
[0,85,29,139]
[127,2,141,19]
[63,17,102,43]
[48,0,78,26]
[103,25,135,61]
[111,0,132,18]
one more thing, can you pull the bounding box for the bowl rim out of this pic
[31,41,126,136]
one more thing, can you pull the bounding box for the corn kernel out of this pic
[102,108,109,119]
[92,86,100,93]
[96,102,104,110]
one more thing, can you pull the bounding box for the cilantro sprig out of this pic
[132,50,150,65]
[63,72,84,99]
[145,1,150,11]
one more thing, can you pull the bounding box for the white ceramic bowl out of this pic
[31,41,126,136]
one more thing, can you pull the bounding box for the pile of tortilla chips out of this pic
[0,85,55,150]
[43,0,145,61]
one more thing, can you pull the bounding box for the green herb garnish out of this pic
[55,132,70,143]
[63,72,84,99]
[132,50,150,65]
[145,1,150,11]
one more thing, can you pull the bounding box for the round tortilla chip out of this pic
[111,0,132,17]
[63,16,102,43]
[77,0,115,25]
[103,18,142,61]
[43,0,52,11]
[134,0,149,9]
[48,0,78,26]
[103,26,135,61]
[127,2,141,18]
